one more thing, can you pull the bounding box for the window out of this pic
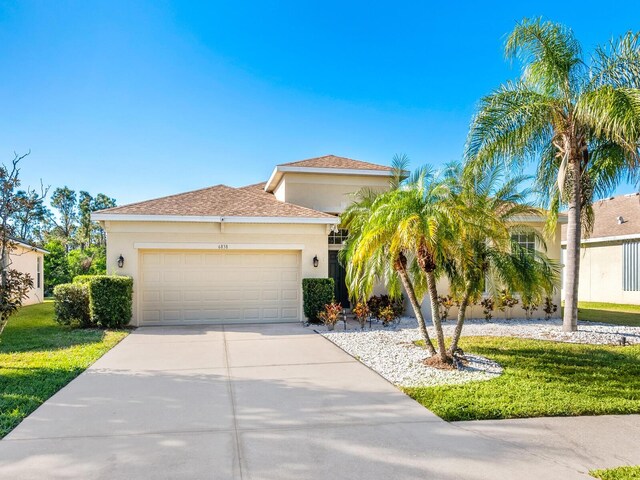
[623,240,640,291]
[328,229,349,245]
[36,256,41,289]
[511,232,536,253]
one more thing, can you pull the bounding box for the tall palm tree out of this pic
[442,162,561,355]
[465,18,640,331]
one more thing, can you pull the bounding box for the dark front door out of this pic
[328,250,350,309]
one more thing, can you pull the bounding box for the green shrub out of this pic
[73,275,96,285]
[302,278,334,323]
[72,275,133,328]
[368,294,405,320]
[53,283,91,327]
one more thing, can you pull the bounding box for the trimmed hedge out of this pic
[82,275,133,328]
[302,278,334,323]
[53,283,91,326]
[54,275,133,328]
[72,275,96,285]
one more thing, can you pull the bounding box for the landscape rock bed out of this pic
[318,317,640,388]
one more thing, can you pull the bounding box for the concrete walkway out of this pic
[0,324,637,479]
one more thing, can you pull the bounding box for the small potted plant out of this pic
[353,301,370,329]
[318,301,343,331]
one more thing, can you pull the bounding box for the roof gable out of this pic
[265,154,394,192]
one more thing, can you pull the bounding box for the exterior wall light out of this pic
[313,255,319,268]
[117,255,125,269]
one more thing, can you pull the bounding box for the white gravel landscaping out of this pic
[318,317,640,388]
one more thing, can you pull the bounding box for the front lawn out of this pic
[0,301,128,437]
[575,301,640,327]
[404,336,640,421]
[590,466,640,479]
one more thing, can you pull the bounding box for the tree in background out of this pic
[465,19,640,331]
[43,238,70,296]
[78,191,93,250]
[13,189,50,243]
[88,193,115,247]
[40,188,115,292]
[0,153,43,334]
[50,187,77,252]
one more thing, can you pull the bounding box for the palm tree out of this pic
[342,163,455,363]
[465,18,640,331]
[442,162,561,355]
[340,158,438,356]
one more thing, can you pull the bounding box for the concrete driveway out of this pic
[0,324,637,479]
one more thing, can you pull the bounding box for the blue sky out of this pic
[1,1,639,207]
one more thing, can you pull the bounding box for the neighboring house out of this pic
[93,154,564,326]
[561,193,640,305]
[5,238,47,306]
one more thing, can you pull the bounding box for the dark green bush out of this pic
[85,276,133,328]
[302,278,335,323]
[368,294,405,320]
[53,283,91,327]
[72,275,133,328]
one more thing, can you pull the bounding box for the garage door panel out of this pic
[140,250,301,325]
[262,289,279,301]
[142,271,162,283]
[162,271,182,283]
[281,307,299,320]
[263,308,279,319]
[185,254,204,265]
[142,253,162,265]
[163,254,183,266]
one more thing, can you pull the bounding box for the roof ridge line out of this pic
[96,184,232,213]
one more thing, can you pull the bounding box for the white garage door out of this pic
[139,250,301,325]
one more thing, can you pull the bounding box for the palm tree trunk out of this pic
[395,259,437,355]
[425,270,450,363]
[448,284,472,356]
[563,157,582,332]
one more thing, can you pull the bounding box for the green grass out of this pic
[590,466,640,479]
[404,336,640,421]
[0,301,128,437]
[575,301,640,327]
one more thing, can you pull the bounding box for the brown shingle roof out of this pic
[239,181,267,191]
[96,184,336,219]
[561,193,640,241]
[279,155,393,171]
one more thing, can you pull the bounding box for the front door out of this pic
[328,250,350,309]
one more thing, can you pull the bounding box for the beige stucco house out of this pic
[93,154,564,326]
[561,193,640,305]
[7,239,47,306]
